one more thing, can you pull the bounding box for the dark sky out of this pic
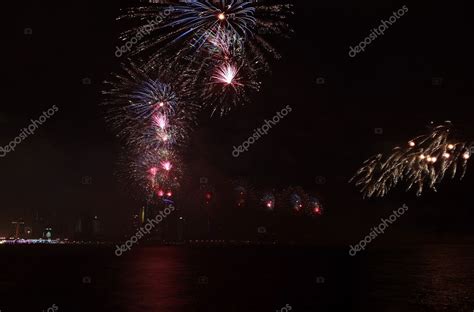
[2,0,474,239]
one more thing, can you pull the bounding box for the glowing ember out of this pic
[153,113,167,130]
[213,63,240,85]
[162,161,172,171]
[351,122,471,198]
[149,167,158,176]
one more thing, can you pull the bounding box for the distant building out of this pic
[11,220,25,239]
[25,227,33,238]
[43,227,53,240]
[177,217,185,241]
[92,216,101,236]
[74,214,102,241]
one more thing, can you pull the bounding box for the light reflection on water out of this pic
[0,244,473,311]
[367,244,474,312]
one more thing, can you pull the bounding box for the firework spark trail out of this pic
[117,0,292,116]
[119,0,291,62]
[212,62,241,85]
[350,121,473,198]
[103,64,195,198]
[105,1,293,197]
[120,148,183,199]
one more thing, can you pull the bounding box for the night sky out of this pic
[3,0,474,240]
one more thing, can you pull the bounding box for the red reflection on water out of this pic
[115,247,193,312]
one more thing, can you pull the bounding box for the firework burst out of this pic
[103,64,195,197]
[118,0,293,68]
[119,148,183,199]
[106,1,293,199]
[103,64,196,150]
[117,1,291,116]
[213,62,241,85]
[308,197,323,216]
[351,121,473,198]
[261,192,276,211]
[200,58,261,116]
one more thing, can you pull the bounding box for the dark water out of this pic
[0,244,473,312]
